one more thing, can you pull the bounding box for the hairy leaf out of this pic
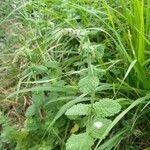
[65,103,90,116]
[32,91,45,108]
[66,133,94,150]
[94,99,121,118]
[78,75,99,94]
[87,117,112,139]
[25,105,36,117]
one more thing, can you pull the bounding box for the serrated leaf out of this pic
[78,75,99,94]
[93,99,121,118]
[25,105,36,117]
[87,117,112,139]
[65,103,90,116]
[66,133,94,150]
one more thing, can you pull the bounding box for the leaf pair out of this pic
[65,99,121,118]
[65,99,121,149]
[65,119,112,150]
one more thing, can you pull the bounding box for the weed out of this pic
[0,0,150,150]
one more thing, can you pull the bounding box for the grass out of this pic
[0,0,150,149]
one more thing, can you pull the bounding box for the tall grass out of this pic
[102,0,150,89]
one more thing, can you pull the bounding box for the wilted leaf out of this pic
[70,124,79,133]
[66,133,94,150]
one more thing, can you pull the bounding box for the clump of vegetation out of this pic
[0,0,150,149]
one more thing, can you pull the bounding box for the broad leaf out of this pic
[65,103,90,116]
[93,99,121,118]
[93,44,105,59]
[66,133,94,150]
[25,117,40,131]
[30,65,48,74]
[87,117,112,139]
[78,75,99,94]
[32,91,45,108]
[25,105,36,117]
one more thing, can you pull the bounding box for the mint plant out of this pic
[1,0,150,149]
[65,99,121,148]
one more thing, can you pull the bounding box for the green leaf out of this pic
[25,105,36,117]
[38,145,52,150]
[30,65,48,74]
[45,60,59,69]
[94,44,105,59]
[87,117,112,139]
[65,103,90,116]
[32,91,45,108]
[93,67,106,78]
[93,99,121,118]
[66,133,94,150]
[25,117,40,131]
[78,75,99,94]
[0,125,17,142]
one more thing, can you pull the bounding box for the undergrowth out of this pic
[0,0,150,150]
